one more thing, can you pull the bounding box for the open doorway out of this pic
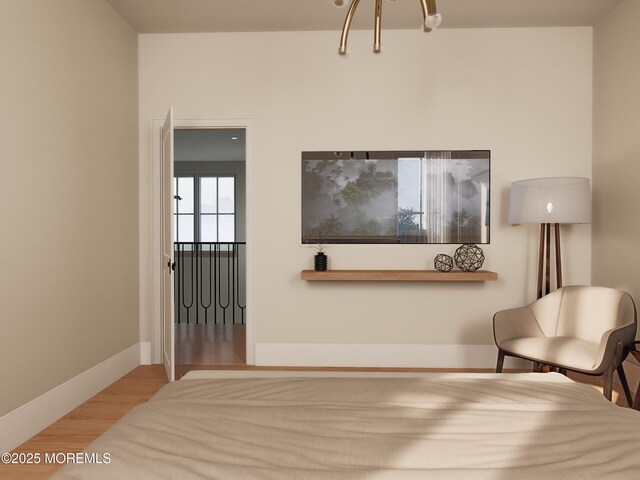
[172,129,247,378]
[153,116,255,380]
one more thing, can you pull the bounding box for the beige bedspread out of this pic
[53,373,640,479]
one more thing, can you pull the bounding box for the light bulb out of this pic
[424,13,442,30]
[333,0,348,7]
[546,201,554,214]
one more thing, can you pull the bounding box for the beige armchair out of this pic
[494,286,637,402]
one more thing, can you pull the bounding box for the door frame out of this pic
[151,117,256,366]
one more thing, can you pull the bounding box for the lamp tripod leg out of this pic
[554,223,562,289]
[537,223,545,299]
[545,222,551,295]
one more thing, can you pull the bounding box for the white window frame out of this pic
[173,174,236,243]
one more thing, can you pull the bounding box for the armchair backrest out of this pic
[529,286,636,342]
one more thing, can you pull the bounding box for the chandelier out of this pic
[333,0,442,55]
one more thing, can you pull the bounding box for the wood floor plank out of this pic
[175,323,246,366]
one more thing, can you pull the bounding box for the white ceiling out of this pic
[174,129,246,162]
[107,0,622,33]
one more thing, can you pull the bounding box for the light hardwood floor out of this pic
[175,323,246,378]
[2,363,631,479]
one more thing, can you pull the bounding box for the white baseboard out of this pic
[255,343,527,369]
[0,343,140,453]
[140,341,152,365]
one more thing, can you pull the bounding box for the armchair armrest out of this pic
[593,322,638,373]
[493,306,545,347]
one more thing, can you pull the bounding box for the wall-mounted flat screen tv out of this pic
[302,150,490,244]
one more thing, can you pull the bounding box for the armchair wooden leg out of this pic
[616,364,633,407]
[603,368,613,401]
[496,350,505,373]
[603,341,624,403]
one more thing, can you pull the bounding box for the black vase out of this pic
[314,252,328,271]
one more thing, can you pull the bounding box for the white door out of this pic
[162,107,175,381]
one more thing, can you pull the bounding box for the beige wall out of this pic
[593,0,640,384]
[139,28,593,362]
[0,0,138,415]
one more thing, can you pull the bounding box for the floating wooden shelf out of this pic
[301,270,498,282]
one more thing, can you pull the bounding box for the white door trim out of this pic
[151,117,256,365]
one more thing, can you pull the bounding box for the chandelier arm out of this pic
[373,0,383,53]
[419,0,431,32]
[339,0,361,56]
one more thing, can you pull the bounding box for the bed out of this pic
[53,371,640,479]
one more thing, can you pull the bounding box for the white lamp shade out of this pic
[509,177,591,225]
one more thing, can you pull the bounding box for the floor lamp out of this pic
[509,177,591,299]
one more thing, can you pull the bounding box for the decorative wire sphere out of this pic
[454,244,485,272]
[434,254,453,272]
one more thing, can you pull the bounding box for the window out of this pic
[174,175,235,243]
[174,177,195,242]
